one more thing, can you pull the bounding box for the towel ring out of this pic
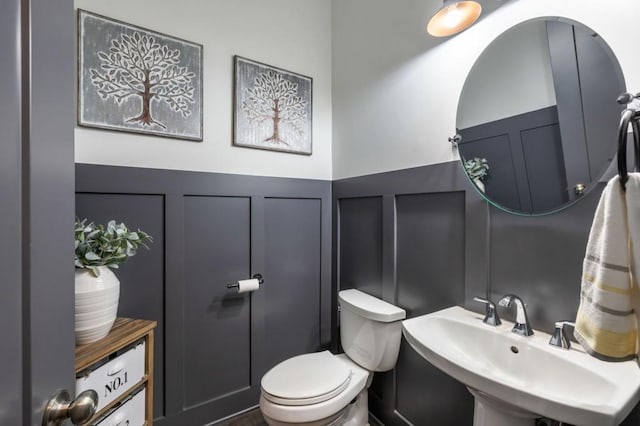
[616,95,640,191]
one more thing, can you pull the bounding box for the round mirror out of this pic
[456,18,625,215]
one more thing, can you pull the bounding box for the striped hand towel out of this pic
[575,173,640,361]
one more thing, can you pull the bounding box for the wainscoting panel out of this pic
[264,198,323,369]
[394,192,471,425]
[76,193,166,419]
[76,164,331,426]
[338,197,384,298]
[396,342,474,425]
[183,196,252,409]
[334,163,480,425]
[396,192,465,315]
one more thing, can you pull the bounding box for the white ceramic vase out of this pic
[474,178,485,193]
[74,266,120,345]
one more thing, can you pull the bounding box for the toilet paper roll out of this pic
[237,278,260,293]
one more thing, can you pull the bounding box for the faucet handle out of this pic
[549,321,575,350]
[473,297,502,326]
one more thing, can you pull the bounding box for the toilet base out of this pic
[262,389,369,426]
[341,389,368,426]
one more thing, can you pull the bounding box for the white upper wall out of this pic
[332,0,640,179]
[457,20,556,130]
[75,0,332,180]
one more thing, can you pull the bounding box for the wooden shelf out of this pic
[75,317,157,425]
[75,317,156,372]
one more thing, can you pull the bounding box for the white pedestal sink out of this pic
[402,306,640,426]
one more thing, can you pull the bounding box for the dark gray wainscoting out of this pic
[76,164,332,426]
[333,161,640,425]
[334,162,483,425]
[338,197,384,299]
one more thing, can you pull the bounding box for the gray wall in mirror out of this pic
[333,161,640,425]
[457,18,625,215]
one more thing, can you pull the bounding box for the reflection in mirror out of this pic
[456,18,625,215]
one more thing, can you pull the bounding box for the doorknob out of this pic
[42,389,98,426]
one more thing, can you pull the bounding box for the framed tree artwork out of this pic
[77,10,203,141]
[233,56,312,155]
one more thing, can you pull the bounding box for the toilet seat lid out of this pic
[261,351,352,406]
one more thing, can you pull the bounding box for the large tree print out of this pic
[242,70,308,145]
[89,31,196,129]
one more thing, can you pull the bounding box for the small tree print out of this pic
[242,70,308,145]
[90,31,195,129]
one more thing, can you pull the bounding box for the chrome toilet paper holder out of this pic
[227,273,264,289]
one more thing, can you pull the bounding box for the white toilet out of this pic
[259,289,406,425]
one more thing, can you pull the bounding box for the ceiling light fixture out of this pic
[427,0,482,37]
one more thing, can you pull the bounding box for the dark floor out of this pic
[220,408,382,425]
[222,408,267,426]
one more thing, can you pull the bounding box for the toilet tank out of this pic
[339,289,406,372]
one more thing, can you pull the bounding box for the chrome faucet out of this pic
[498,294,534,336]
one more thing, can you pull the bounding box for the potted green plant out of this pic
[74,218,152,345]
[463,157,490,192]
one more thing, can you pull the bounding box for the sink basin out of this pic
[402,306,640,426]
